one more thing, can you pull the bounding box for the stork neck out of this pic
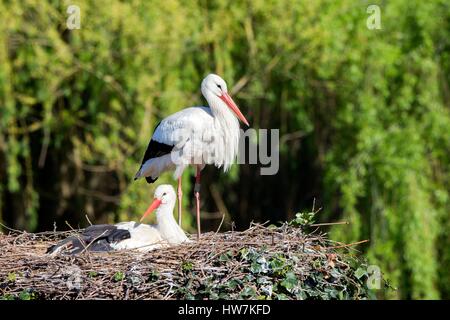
[155,204,188,244]
[204,92,239,128]
[202,91,241,171]
[155,203,176,225]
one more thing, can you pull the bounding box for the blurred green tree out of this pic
[0,0,448,299]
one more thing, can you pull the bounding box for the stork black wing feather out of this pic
[136,122,174,184]
[46,225,131,255]
[81,224,129,243]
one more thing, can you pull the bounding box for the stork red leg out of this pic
[177,177,183,226]
[194,166,201,239]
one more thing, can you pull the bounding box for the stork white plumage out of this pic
[47,185,188,255]
[134,74,249,238]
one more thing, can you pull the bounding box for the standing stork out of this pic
[134,74,249,238]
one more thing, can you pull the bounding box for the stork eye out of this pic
[162,192,167,196]
[217,84,222,89]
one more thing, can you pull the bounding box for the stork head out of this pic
[140,184,176,222]
[201,74,249,126]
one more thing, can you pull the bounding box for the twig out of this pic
[85,215,93,226]
[215,214,226,234]
[328,239,369,250]
[210,184,230,221]
[310,221,349,227]
[0,222,25,234]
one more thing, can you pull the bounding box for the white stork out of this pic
[47,185,188,254]
[134,74,249,238]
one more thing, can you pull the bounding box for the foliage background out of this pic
[0,0,449,299]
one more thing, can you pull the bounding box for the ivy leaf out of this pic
[240,286,256,298]
[181,261,194,272]
[355,267,367,279]
[295,290,308,300]
[276,293,289,300]
[280,272,298,292]
[7,272,16,282]
[114,271,125,282]
[88,271,98,278]
[290,211,316,227]
[209,291,219,300]
[250,261,262,273]
[226,279,241,290]
[19,290,32,300]
[260,284,273,297]
[148,271,160,282]
[219,253,231,262]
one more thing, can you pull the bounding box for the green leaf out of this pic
[226,279,242,290]
[280,272,298,291]
[19,290,33,300]
[354,267,367,279]
[181,261,194,272]
[276,293,289,300]
[240,286,256,298]
[113,271,125,281]
[148,271,160,282]
[290,211,316,227]
[295,290,308,300]
[88,271,98,278]
[7,272,16,282]
[219,253,231,262]
[250,261,262,274]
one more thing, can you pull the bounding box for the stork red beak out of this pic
[220,93,250,126]
[140,198,162,222]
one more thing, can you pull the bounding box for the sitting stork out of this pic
[134,74,249,238]
[47,185,188,255]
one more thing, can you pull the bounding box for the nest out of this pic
[0,223,371,300]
